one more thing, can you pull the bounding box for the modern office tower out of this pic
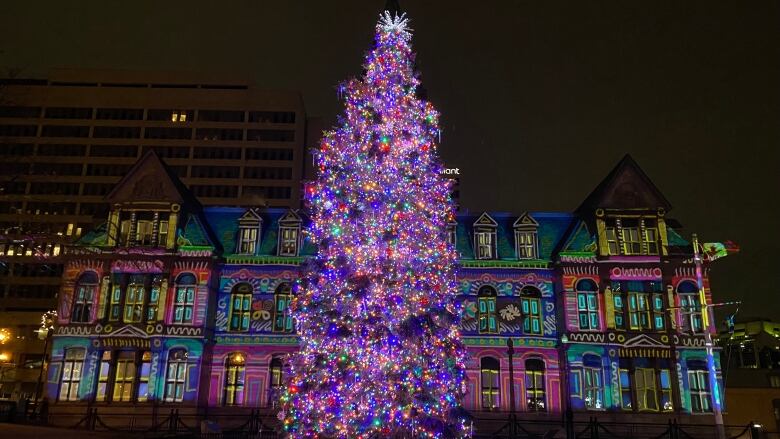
[0,68,307,313]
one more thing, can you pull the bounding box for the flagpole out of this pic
[692,233,726,439]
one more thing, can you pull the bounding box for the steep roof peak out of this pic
[577,154,672,213]
[104,148,201,210]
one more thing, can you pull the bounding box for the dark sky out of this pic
[2,1,779,320]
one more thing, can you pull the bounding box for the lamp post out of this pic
[0,328,12,399]
[692,234,726,439]
[494,337,523,438]
[34,311,56,403]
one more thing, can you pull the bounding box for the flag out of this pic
[702,240,739,262]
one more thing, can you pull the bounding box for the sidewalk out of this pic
[0,423,143,439]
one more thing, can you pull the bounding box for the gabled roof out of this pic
[560,220,596,253]
[104,149,200,208]
[238,208,263,223]
[513,212,539,228]
[179,215,214,248]
[278,209,302,224]
[577,154,672,213]
[473,212,498,227]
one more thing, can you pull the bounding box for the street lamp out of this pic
[494,338,523,437]
[0,328,10,344]
[34,310,56,403]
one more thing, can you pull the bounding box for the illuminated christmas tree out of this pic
[281,7,467,439]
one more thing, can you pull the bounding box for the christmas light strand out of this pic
[280,10,467,439]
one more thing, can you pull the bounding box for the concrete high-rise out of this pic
[0,68,307,312]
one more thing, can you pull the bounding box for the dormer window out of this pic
[475,230,494,259]
[277,210,302,257]
[279,227,299,256]
[473,213,498,260]
[117,211,169,247]
[603,217,661,256]
[238,227,258,254]
[236,209,262,255]
[447,223,457,248]
[513,213,539,260]
[515,231,537,259]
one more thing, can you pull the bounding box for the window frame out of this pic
[278,225,300,256]
[112,351,137,402]
[59,348,86,401]
[575,279,600,331]
[446,223,457,248]
[474,227,496,260]
[583,355,604,410]
[477,286,498,334]
[621,225,642,255]
[515,229,538,260]
[268,357,284,407]
[173,273,197,325]
[123,276,146,324]
[146,275,164,323]
[137,351,152,402]
[677,281,704,334]
[72,272,98,323]
[165,349,188,403]
[480,357,500,410]
[273,283,294,333]
[634,367,659,412]
[96,351,112,402]
[237,226,259,255]
[228,283,253,332]
[525,359,546,412]
[688,366,712,413]
[224,353,246,406]
[521,286,543,335]
[628,291,652,330]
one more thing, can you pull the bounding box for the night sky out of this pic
[1,1,778,321]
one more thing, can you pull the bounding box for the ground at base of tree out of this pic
[0,423,142,439]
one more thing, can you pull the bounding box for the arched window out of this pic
[173,273,197,324]
[521,286,542,335]
[268,356,284,406]
[229,283,253,332]
[224,352,246,406]
[525,359,546,412]
[477,286,498,334]
[687,360,712,413]
[273,283,293,333]
[677,281,703,333]
[165,349,188,402]
[59,347,86,401]
[582,354,604,410]
[481,356,500,409]
[575,279,599,331]
[72,272,98,323]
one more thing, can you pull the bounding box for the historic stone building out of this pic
[44,152,731,433]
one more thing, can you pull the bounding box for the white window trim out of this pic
[514,228,539,260]
[237,224,260,255]
[278,225,300,257]
[474,227,497,260]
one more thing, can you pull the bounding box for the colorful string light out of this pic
[280,11,467,438]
